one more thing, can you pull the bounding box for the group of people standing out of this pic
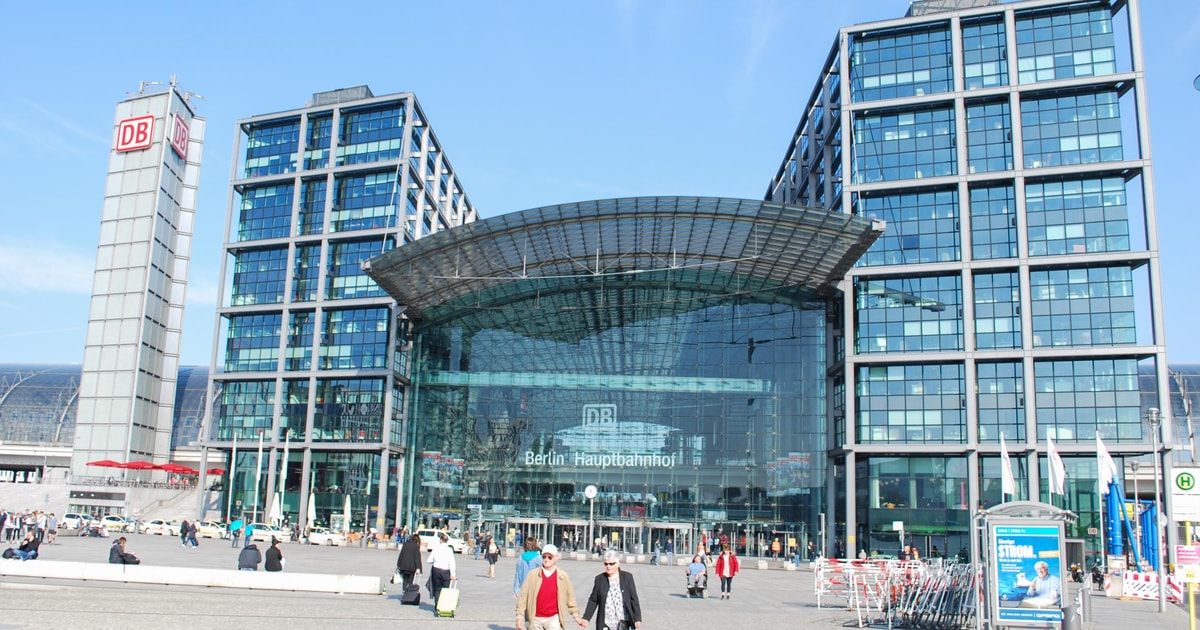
[0,509,56,544]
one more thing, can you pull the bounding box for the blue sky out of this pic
[1,0,1198,367]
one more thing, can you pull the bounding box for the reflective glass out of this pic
[855,275,963,353]
[856,189,959,266]
[408,295,827,525]
[1025,176,1130,255]
[856,364,966,444]
[1015,6,1116,84]
[850,24,952,102]
[854,106,957,182]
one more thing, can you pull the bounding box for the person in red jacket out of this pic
[715,545,740,600]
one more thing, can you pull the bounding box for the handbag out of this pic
[392,570,403,584]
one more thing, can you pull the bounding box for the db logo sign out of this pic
[115,115,154,152]
[169,114,189,159]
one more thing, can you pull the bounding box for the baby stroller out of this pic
[686,567,708,598]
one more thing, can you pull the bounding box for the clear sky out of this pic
[1,1,1198,367]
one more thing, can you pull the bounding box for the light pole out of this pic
[1147,407,1166,613]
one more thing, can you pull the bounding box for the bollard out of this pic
[1079,584,1091,622]
[1061,603,1081,630]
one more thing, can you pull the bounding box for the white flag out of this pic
[1047,435,1067,496]
[1096,435,1119,491]
[1000,435,1017,497]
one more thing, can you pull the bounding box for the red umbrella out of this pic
[160,463,199,475]
[206,467,226,475]
[122,460,160,470]
[86,459,124,468]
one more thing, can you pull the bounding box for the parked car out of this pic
[415,528,466,553]
[143,519,181,536]
[101,515,136,533]
[196,520,230,539]
[60,512,91,530]
[306,526,347,546]
[247,522,293,543]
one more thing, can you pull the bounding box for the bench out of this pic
[0,560,381,595]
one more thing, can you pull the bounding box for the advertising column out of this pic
[991,522,1065,625]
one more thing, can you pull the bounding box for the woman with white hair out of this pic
[583,550,643,630]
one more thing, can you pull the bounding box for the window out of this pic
[962,17,1008,90]
[857,365,966,444]
[1015,6,1116,84]
[1026,176,1130,255]
[854,106,956,183]
[856,189,959,266]
[850,24,952,102]
[1021,90,1122,168]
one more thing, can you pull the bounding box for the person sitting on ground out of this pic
[238,542,262,571]
[264,538,284,572]
[13,531,40,560]
[108,536,139,564]
[686,555,707,587]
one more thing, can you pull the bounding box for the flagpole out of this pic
[253,430,264,523]
[226,434,238,521]
[278,430,289,525]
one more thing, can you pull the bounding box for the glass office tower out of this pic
[767,0,1170,560]
[205,86,477,529]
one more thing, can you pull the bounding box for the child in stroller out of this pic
[686,555,708,598]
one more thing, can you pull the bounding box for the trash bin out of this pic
[1061,603,1081,630]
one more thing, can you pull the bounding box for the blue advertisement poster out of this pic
[992,524,1064,624]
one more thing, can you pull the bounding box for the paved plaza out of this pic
[0,533,1193,629]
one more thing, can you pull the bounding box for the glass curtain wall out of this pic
[405,284,829,550]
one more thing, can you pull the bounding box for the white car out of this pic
[101,515,136,533]
[196,520,229,539]
[415,528,466,553]
[143,519,181,536]
[306,526,347,546]
[60,513,91,530]
[247,522,293,543]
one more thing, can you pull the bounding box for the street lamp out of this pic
[1146,407,1166,613]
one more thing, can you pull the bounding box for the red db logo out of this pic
[170,114,189,159]
[116,115,155,152]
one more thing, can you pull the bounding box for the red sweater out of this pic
[536,570,559,617]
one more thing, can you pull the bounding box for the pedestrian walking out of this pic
[515,544,585,630]
[583,550,643,629]
[427,532,457,607]
[396,533,422,591]
[229,519,243,548]
[186,520,199,548]
[180,519,191,547]
[485,534,501,578]
[513,536,541,596]
[715,545,740,600]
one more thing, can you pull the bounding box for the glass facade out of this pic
[212,87,477,530]
[767,0,1168,561]
[407,293,829,534]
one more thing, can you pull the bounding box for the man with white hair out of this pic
[516,543,585,630]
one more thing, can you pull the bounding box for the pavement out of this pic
[0,532,1194,629]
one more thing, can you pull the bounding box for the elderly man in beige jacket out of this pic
[516,544,586,630]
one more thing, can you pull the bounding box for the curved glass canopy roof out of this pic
[363,197,883,336]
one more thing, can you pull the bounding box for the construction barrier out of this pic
[1119,571,1182,603]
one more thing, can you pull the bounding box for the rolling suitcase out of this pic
[401,583,421,606]
[435,580,459,617]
